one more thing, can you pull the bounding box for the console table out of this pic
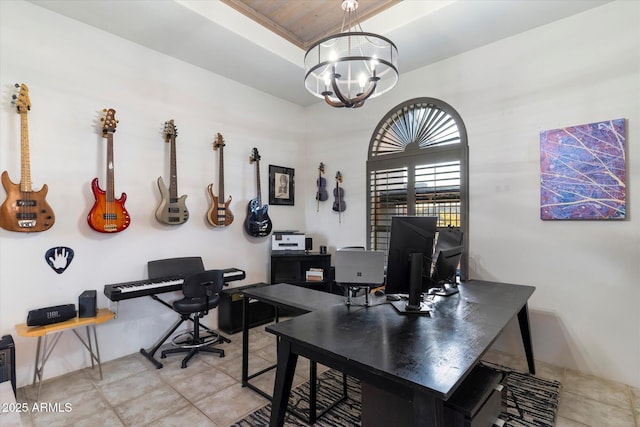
[15,308,115,400]
[267,280,535,426]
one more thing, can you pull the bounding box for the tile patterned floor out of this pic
[8,325,640,427]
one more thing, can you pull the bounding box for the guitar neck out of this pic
[19,112,33,192]
[169,135,178,199]
[106,133,115,202]
[255,160,262,205]
[218,144,225,201]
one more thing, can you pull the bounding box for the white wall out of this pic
[303,1,640,388]
[2,0,639,391]
[0,0,306,387]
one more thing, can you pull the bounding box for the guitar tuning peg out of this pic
[116,120,119,123]
[11,94,17,100]
[14,83,19,88]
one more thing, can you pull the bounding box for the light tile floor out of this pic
[11,325,640,427]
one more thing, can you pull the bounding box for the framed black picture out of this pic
[269,165,294,206]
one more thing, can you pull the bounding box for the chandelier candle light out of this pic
[304,0,399,108]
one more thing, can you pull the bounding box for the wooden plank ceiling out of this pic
[220,0,400,49]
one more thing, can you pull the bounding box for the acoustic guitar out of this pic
[207,133,233,227]
[244,148,272,237]
[0,83,55,232]
[155,120,189,225]
[87,108,131,233]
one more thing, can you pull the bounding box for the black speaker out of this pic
[0,335,16,395]
[27,304,76,326]
[305,237,313,252]
[79,290,97,318]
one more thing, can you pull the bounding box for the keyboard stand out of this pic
[140,294,230,369]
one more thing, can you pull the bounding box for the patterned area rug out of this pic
[233,363,561,426]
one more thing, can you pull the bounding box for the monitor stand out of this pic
[390,299,433,315]
[391,253,433,315]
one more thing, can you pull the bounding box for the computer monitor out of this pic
[384,216,438,295]
[429,245,463,296]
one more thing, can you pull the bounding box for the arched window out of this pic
[367,97,469,279]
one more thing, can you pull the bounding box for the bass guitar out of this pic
[244,147,272,237]
[87,108,131,233]
[332,171,346,223]
[315,162,328,212]
[0,83,55,232]
[207,133,233,227]
[155,119,189,225]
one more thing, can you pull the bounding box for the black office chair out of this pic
[161,270,226,368]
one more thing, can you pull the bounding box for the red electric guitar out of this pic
[87,108,131,233]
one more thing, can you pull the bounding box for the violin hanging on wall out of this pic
[332,171,346,222]
[315,162,328,212]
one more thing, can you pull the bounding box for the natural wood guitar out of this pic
[243,148,272,237]
[155,120,189,225]
[87,108,131,233]
[0,83,55,232]
[207,133,233,227]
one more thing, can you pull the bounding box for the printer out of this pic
[272,231,305,251]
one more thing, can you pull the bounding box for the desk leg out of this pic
[517,303,536,375]
[32,332,64,401]
[72,325,104,380]
[412,391,445,427]
[241,294,249,386]
[309,361,317,424]
[270,340,298,427]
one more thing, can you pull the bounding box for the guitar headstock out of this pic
[213,133,225,150]
[318,162,325,174]
[100,108,118,136]
[335,171,343,183]
[12,83,31,114]
[164,119,177,141]
[249,147,260,164]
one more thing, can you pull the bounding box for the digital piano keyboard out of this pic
[104,267,245,301]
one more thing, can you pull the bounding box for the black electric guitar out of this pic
[0,83,55,232]
[155,120,189,225]
[244,148,272,237]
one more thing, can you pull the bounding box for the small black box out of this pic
[218,283,275,334]
[78,290,97,318]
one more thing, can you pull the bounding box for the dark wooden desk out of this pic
[241,283,345,423]
[267,280,535,427]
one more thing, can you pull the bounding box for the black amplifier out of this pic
[0,335,16,395]
[218,283,275,334]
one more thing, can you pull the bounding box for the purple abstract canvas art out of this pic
[540,118,626,220]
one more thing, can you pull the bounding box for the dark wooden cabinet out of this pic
[270,252,331,292]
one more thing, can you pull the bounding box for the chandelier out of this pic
[304,0,399,108]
